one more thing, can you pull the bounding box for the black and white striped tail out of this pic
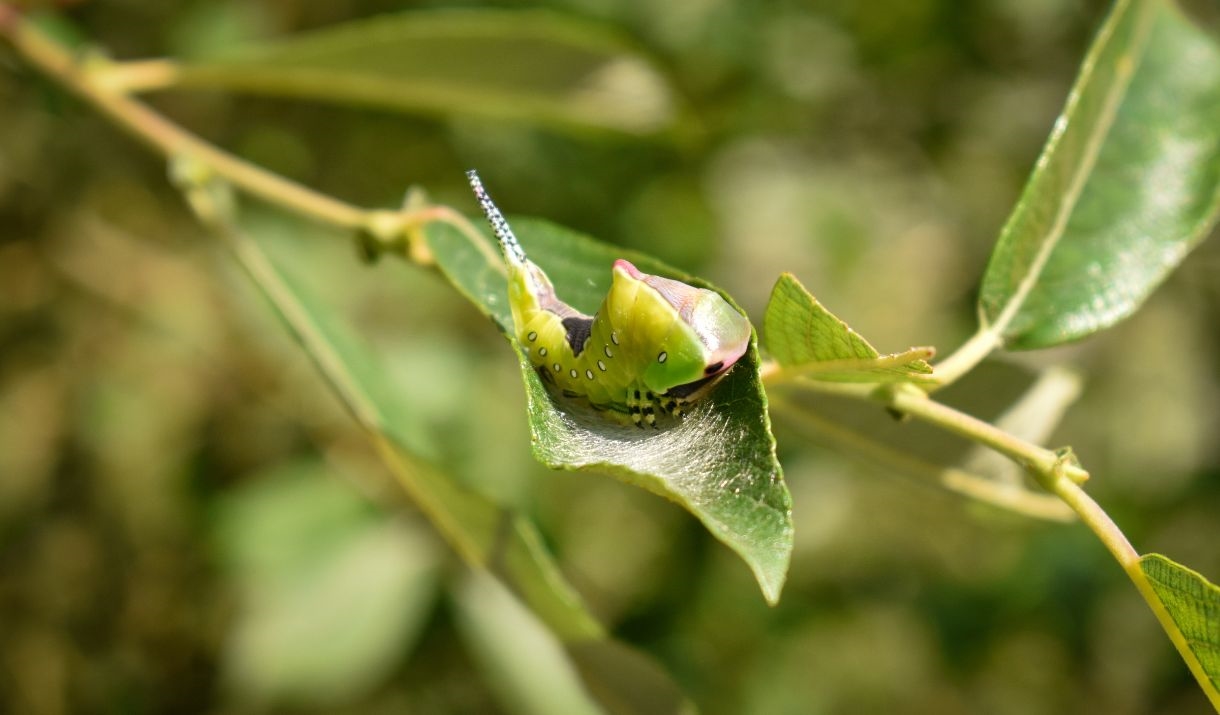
[466,169,526,266]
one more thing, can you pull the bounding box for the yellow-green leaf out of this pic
[763,273,934,383]
[1139,554,1220,705]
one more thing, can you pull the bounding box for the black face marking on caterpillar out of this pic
[467,169,752,427]
[562,316,593,355]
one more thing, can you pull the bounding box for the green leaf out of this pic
[170,9,677,135]
[452,570,607,715]
[979,0,1220,349]
[216,212,700,711]
[215,462,440,706]
[425,216,794,604]
[1139,554,1220,705]
[763,273,934,383]
[220,214,605,641]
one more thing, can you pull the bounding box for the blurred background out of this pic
[2,0,1219,713]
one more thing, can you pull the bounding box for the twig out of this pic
[774,401,1075,521]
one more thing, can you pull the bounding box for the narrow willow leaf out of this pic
[1139,554,1220,705]
[170,9,676,135]
[453,571,606,715]
[217,214,698,712]
[979,0,1220,349]
[425,216,793,604]
[453,571,695,715]
[763,273,934,383]
[218,215,606,642]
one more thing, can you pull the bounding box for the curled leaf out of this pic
[425,216,793,603]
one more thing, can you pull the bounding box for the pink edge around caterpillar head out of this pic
[615,257,751,379]
[613,259,643,278]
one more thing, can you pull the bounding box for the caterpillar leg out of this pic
[625,389,658,429]
[627,389,643,428]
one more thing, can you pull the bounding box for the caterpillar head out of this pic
[609,259,752,402]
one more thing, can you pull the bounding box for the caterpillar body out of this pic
[467,170,751,427]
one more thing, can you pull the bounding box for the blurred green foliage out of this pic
[2,0,1219,714]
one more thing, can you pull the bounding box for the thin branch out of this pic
[3,11,365,230]
[1047,477,1136,564]
[0,10,505,274]
[927,326,1001,389]
[775,401,1075,521]
[884,386,1090,486]
[93,57,181,94]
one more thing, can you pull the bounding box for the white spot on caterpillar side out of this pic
[604,346,613,358]
[611,332,620,346]
[586,369,594,380]
[658,351,668,363]
[570,369,578,379]
[527,331,537,342]
[539,347,548,357]
[597,360,606,371]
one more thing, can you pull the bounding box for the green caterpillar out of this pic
[467,170,751,427]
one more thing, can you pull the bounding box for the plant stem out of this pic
[94,57,181,94]
[779,373,1218,710]
[0,10,502,267]
[768,373,1093,488]
[1046,476,1136,563]
[884,386,1090,485]
[1049,477,1220,711]
[927,325,1001,389]
[774,400,1075,521]
[2,9,367,229]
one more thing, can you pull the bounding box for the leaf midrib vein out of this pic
[988,0,1159,339]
